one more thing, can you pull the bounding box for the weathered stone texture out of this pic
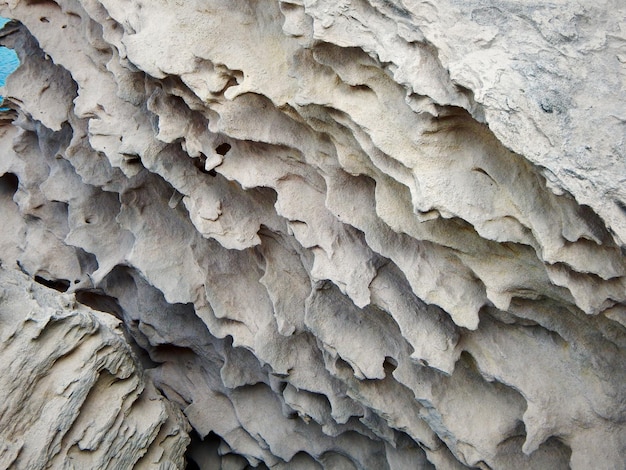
[0,266,189,469]
[0,1,624,468]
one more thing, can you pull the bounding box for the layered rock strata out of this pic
[0,265,189,469]
[0,1,625,469]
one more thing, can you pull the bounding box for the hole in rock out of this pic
[458,351,480,374]
[152,344,196,364]
[122,153,142,165]
[280,2,299,12]
[183,431,211,467]
[75,290,123,319]
[220,72,243,94]
[383,356,398,375]
[39,17,49,23]
[34,275,70,292]
[0,172,19,195]
[215,143,231,156]
[192,153,214,176]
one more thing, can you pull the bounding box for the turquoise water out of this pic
[0,17,19,108]
[0,47,19,87]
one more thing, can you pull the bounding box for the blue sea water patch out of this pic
[0,17,20,109]
[0,47,19,87]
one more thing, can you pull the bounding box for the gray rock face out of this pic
[0,1,624,469]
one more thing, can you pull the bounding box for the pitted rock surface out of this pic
[0,1,625,468]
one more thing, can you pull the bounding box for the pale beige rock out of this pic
[0,1,624,469]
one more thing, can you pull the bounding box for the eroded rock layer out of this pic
[0,1,624,469]
[0,265,189,469]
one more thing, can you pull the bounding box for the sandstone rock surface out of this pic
[0,265,189,469]
[0,1,625,469]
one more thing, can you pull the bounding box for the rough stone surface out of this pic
[0,265,190,469]
[0,1,625,469]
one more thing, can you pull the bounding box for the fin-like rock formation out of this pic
[0,1,624,468]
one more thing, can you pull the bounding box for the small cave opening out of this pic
[185,431,271,470]
[0,172,19,196]
[192,153,216,176]
[185,429,213,470]
[74,289,123,319]
[215,143,231,156]
[121,153,142,165]
[383,356,398,376]
[34,275,70,292]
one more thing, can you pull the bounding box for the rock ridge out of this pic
[0,1,624,469]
